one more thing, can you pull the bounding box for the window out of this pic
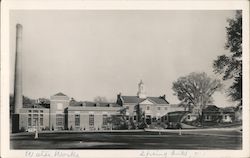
[56,114,64,126]
[126,106,129,110]
[187,115,191,120]
[165,115,168,121]
[40,114,44,126]
[164,107,168,110]
[40,110,43,113]
[33,110,38,113]
[224,115,228,119]
[32,114,38,126]
[28,110,32,113]
[28,118,32,126]
[40,118,43,126]
[205,115,211,120]
[157,107,161,110]
[102,114,108,126]
[32,118,38,126]
[75,114,80,127]
[89,114,94,126]
[28,114,32,117]
[126,116,129,120]
[133,115,137,121]
[147,106,150,110]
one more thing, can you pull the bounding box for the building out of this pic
[13,80,187,132]
[161,105,238,128]
[49,92,70,130]
[116,80,185,125]
[67,102,122,131]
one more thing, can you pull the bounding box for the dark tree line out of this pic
[213,11,242,106]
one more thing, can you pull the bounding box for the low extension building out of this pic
[66,101,122,131]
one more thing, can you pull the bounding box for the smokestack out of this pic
[14,24,23,114]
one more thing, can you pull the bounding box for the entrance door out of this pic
[145,115,152,125]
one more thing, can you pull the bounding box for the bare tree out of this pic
[93,96,108,103]
[172,72,222,116]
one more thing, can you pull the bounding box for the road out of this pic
[10,130,242,149]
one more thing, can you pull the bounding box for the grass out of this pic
[10,129,242,150]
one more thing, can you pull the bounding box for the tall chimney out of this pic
[14,24,23,114]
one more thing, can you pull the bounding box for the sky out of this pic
[9,10,237,107]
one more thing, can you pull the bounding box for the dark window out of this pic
[40,118,43,126]
[157,107,161,110]
[102,114,108,126]
[28,110,32,113]
[28,118,32,126]
[40,110,43,113]
[32,118,38,126]
[75,114,80,127]
[126,116,129,120]
[33,110,38,113]
[133,115,137,121]
[89,114,94,126]
[31,114,38,126]
[165,115,168,121]
[56,114,64,126]
[187,115,191,119]
[147,106,150,110]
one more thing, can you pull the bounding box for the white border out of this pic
[1,0,249,158]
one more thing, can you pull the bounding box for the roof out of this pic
[54,92,67,97]
[121,96,144,104]
[148,97,169,104]
[220,107,235,113]
[203,105,235,113]
[165,111,190,122]
[203,105,220,112]
[70,101,121,107]
[23,104,49,109]
[120,96,169,104]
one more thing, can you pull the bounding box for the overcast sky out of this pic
[10,10,237,107]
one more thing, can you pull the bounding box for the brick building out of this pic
[13,81,186,132]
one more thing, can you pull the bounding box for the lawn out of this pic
[10,130,242,150]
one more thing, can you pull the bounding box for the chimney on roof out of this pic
[117,92,122,99]
[160,94,166,99]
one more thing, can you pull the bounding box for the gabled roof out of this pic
[220,107,235,113]
[54,92,67,96]
[203,105,220,112]
[121,96,144,104]
[120,96,169,104]
[148,97,169,104]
